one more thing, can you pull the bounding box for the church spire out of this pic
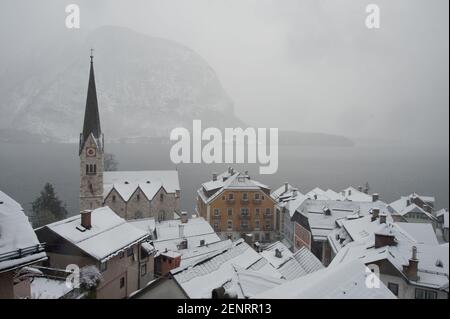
[80,50,102,154]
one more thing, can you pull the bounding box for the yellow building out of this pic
[196,168,278,242]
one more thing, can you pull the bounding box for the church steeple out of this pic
[80,50,102,154]
[79,50,104,212]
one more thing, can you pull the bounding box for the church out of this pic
[79,52,180,221]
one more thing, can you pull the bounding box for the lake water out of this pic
[0,141,448,217]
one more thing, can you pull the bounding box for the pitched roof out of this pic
[80,58,102,154]
[254,259,396,299]
[198,168,271,204]
[0,190,47,272]
[171,239,274,298]
[331,234,449,290]
[103,170,180,201]
[44,206,148,262]
[297,199,389,241]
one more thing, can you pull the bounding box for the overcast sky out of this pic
[1,0,448,147]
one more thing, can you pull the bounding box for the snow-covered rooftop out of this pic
[0,190,47,272]
[198,169,271,204]
[30,277,73,299]
[254,259,396,299]
[171,240,325,298]
[103,170,180,202]
[296,199,389,241]
[44,206,148,262]
[330,232,449,290]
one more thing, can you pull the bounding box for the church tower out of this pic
[79,51,104,211]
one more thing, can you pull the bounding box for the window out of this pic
[415,288,437,299]
[112,195,116,202]
[227,220,233,230]
[214,222,220,230]
[241,208,249,216]
[214,209,220,216]
[86,164,97,175]
[119,251,124,259]
[254,193,260,200]
[136,194,140,201]
[227,208,233,217]
[240,221,249,229]
[120,277,125,288]
[99,261,107,272]
[127,247,134,257]
[141,264,147,276]
[255,220,260,230]
[388,282,399,296]
[160,193,164,201]
[242,193,248,200]
[228,193,234,200]
[255,208,260,216]
[265,208,271,216]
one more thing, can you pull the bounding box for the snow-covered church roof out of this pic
[103,170,180,202]
[0,190,47,272]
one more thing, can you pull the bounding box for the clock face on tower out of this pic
[86,147,96,157]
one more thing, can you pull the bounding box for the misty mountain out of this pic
[0,25,353,146]
[0,26,242,142]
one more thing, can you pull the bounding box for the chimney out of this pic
[358,186,363,192]
[403,246,419,281]
[314,194,318,200]
[284,182,289,193]
[81,210,92,229]
[371,208,380,222]
[379,213,387,224]
[181,211,188,223]
[212,173,217,181]
[372,193,379,202]
[178,238,188,250]
[375,232,396,248]
[200,239,205,247]
[275,248,282,258]
[178,224,185,238]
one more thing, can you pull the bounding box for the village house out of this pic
[196,168,277,242]
[291,198,388,265]
[271,183,307,250]
[389,193,437,228]
[130,212,222,277]
[35,207,154,298]
[0,190,47,299]
[133,239,323,299]
[78,53,180,221]
[330,219,449,299]
[327,210,439,259]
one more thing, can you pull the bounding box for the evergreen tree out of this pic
[31,183,68,227]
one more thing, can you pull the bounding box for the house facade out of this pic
[35,207,154,298]
[196,168,277,242]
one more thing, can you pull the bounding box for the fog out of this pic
[0,0,448,147]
